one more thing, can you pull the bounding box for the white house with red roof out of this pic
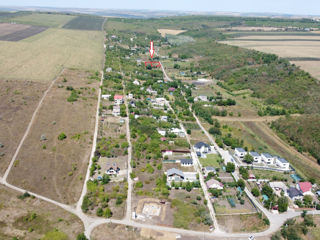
[297,182,313,195]
[114,95,124,105]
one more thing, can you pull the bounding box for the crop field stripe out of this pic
[0,25,47,41]
[62,15,105,31]
[230,39,320,42]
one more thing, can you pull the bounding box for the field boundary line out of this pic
[2,68,65,182]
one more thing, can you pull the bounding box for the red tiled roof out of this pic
[299,182,312,193]
[114,95,123,100]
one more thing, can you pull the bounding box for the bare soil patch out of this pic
[91,224,144,240]
[0,24,47,41]
[0,79,49,175]
[0,23,30,37]
[0,185,83,239]
[7,69,100,204]
[157,29,187,37]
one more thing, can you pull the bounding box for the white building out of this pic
[261,153,275,165]
[170,128,185,137]
[194,95,208,102]
[157,129,166,136]
[114,95,124,105]
[275,157,290,170]
[101,94,111,100]
[194,142,210,158]
[112,105,120,116]
[203,166,216,176]
[133,80,140,85]
[206,179,223,190]
[160,116,168,122]
[235,148,247,159]
[249,152,262,163]
[166,168,197,184]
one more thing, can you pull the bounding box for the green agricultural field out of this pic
[200,154,222,168]
[63,15,105,31]
[10,13,76,28]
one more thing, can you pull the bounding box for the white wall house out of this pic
[114,95,124,105]
[170,128,185,138]
[249,152,262,163]
[194,142,210,154]
[275,157,290,170]
[166,168,197,184]
[235,148,247,159]
[112,105,120,116]
[206,179,224,190]
[157,129,166,136]
[160,116,168,122]
[261,153,275,165]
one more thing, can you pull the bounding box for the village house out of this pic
[194,95,208,102]
[261,153,275,165]
[194,142,211,158]
[152,97,166,107]
[170,128,185,138]
[287,187,303,201]
[297,182,313,195]
[112,105,120,116]
[127,93,133,99]
[203,166,216,176]
[129,100,136,108]
[105,163,120,175]
[101,94,111,100]
[166,168,197,184]
[157,129,166,136]
[235,148,247,160]
[114,95,124,105]
[160,115,168,122]
[179,159,193,167]
[106,67,112,73]
[275,156,290,170]
[146,87,157,95]
[206,179,224,190]
[269,182,288,196]
[249,152,262,163]
[133,79,140,85]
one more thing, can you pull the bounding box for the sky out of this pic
[0,0,320,15]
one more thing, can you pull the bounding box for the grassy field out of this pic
[216,213,268,233]
[7,70,100,204]
[9,13,75,28]
[63,15,104,31]
[0,28,104,82]
[0,185,83,239]
[0,79,49,175]
[199,154,221,168]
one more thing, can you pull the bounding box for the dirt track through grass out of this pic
[7,69,100,204]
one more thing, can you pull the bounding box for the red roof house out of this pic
[298,182,312,194]
[114,95,123,100]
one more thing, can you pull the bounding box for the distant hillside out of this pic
[271,115,320,163]
[169,40,320,114]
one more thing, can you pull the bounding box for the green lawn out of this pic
[199,154,221,168]
[251,169,291,182]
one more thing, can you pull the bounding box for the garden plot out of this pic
[7,69,100,204]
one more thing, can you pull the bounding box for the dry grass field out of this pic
[0,23,30,37]
[0,28,104,82]
[216,214,268,233]
[157,29,186,37]
[0,79,49,175]
[9,13,76,28]
[0,185,83,239]
[7,69,100,204]
[221,35,320,80]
